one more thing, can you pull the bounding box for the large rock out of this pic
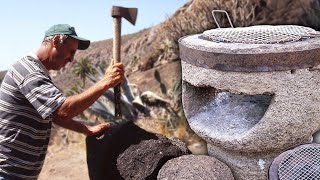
[157,155,234,180]
[86,121,189,180]
[180,27,320,179]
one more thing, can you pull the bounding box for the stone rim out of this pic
[179,35,320,72]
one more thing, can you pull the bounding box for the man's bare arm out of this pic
[53,118,110,136]
[53,61,124,125]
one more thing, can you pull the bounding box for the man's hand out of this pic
[104,59,125,88]
[85,123,110,136]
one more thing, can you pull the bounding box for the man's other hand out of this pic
[85,123,110,136]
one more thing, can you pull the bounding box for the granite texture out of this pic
[158,155,234,180]
[179,34,320,71]
[181,61,319,179]
[180,29,320,179]
[182,61,319,152]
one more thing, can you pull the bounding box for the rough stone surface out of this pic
[313,129,320,143]
[180,29,320,179]
[181,60,319,179]
[86,122,189,180]
[207,144,280,179]
[182,61,318,152]
[157,155,234,180]
[179,34,320,71]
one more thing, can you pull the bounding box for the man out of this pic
[0,24,124,179]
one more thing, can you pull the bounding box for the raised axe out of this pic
[111,6,138,120]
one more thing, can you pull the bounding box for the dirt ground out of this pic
[38,130,89,180]
[37,104,206,179]
[38,120,164,179]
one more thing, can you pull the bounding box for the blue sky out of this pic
[0,0,189,71]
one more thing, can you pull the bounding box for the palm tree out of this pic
[73,57,96,87]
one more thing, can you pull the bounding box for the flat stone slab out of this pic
[157,155,234,180]
[179,34,320,71]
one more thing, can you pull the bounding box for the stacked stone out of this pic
[179,26,320,179]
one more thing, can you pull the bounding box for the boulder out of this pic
[86,121,189,180]
[158,155,234,180]
[180,29,320,179]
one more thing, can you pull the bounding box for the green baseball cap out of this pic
[45,24,90,50]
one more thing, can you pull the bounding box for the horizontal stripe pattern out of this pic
[0,82,25,100]
[0,119,48,139]
[0,55,66,179]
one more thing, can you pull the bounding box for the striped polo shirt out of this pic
[0,54,66,179]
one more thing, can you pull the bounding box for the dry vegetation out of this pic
[121,0,320,72]
[54,0,320,86]
[0,0,317,179]
[51,0,320,155]
[41,0,320,178]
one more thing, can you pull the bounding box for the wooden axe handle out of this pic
[113,18,121,63]
[113,17,122,119]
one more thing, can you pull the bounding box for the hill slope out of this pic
[40,0,320,179]
[53,0,320,96]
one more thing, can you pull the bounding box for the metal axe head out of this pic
[111,6,138,25]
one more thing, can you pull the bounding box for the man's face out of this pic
[51,36,78,70]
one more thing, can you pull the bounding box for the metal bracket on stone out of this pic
[211,10,234,28]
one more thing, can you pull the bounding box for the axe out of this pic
[111,6,138,120]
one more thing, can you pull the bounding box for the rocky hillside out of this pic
[53,0,320,96]
[1,0,319,96]
[123,0,320,70]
